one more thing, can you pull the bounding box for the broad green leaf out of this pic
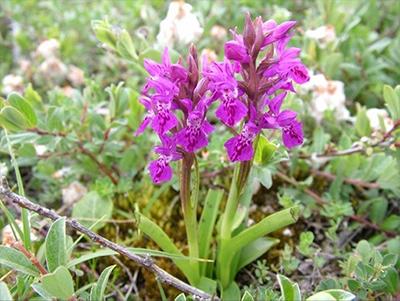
[41,266,74,300]
[255,136,277,165]
[355,104,371,137]
[382,254,398,266]
[310,127,330,153]
[221,282,241,301]
[196,276,217,294]
[0,106,30,131]
[277,274,301,301]
[383,85,400,120]
[0,246,39,276]
[90,265,116,301]
[241,290,255,301]
[138,48,161,64]
[307,292,335,301]
[174,293,186,301]
[66,249,117,268]
[369,198,388,224]
[367,38,391,53]
[254,166,272,189]
[116,29,138,61]
[236,237,279,272]
[7,92,37,127]
[306,289,355,301]
[381,214,400,231]
[198,189,224,259]
[24,84,42,105]
[91,19,117,50]
[72,191,113,230]
[31,283,53,300]
[46,217,67,272]
[229,207,299,256]
[383,267,399,294]
[0,281,12,300]
[136,213,194,283]
[356,240,372,263]
[220,208,299,287]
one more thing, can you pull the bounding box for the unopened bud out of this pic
[252,16,264,58]
[243,12,255,50]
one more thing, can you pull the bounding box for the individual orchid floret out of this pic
[224,121,261,162]
[263,40,309,95]
[282,119,304,149]
[144,48,188,83]
[135,96,178,136]
[224,31,251,63]
[262,20,297,47]
[176,100,214,153]
[262,92,297,129]
[203,60,247,127]
[262,92,304,149]
[148,136,182,184]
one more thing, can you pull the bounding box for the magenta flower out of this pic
[148,136,182,184]
[176,101,214,152]
[262,20,296,47]
[203,60,247,126]
[262,92,297,129]
[225,122,261,162]
[282,119,304,149]
[263,41,309,94]
[144,48,188,83]
[135,96,178,136]
[224,31,251,63]
[262,92,304,148]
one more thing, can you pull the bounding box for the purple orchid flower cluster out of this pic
[136,14,309,184]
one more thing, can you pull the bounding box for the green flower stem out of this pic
[180,155,200,284]
[220,135,260,240]
[220,163,241,240]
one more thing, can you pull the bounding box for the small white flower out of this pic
[157,1,203,48]
[38,57,68,83]
[60,85,76,97]
[52,167,72,179]
[34,145,47,156]
[36,39,60,58]
[304,72,351,122]
[305,25,336,48]
[282,228,293,237]
[210,25,227,40]
[18,59,32,74]
[67,65,85,86]
[62,181,87,206]
[2,74,24,95]
[366,108,394,131]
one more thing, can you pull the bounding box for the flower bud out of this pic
[251,16,264,58]
[243,12,255,49]
[224,41,250,63]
